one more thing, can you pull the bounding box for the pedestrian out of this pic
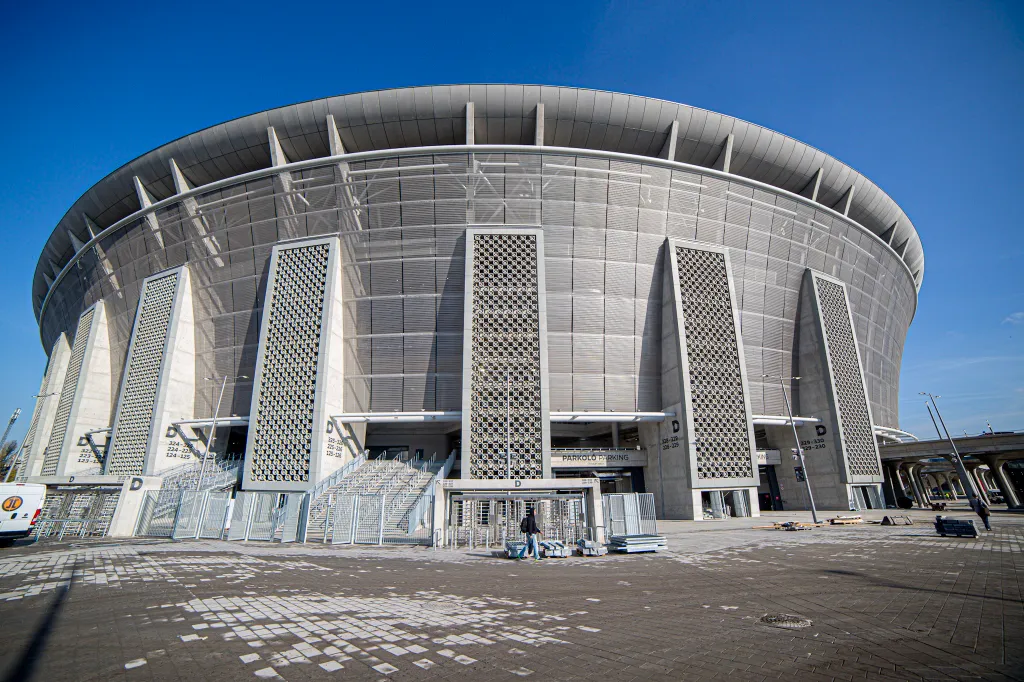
[518,508,543,560]
[969,495,992,531]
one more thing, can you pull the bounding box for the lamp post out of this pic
[765,374,818,523]
[0,408,21,479]
[196,375,248,491]
[920,392,977,499]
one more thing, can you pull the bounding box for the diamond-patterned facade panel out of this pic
[16,348,58,481]
[675,246,753,480]
[249,243,330,483]
[40,308,94,476]
[469,233,543,479]
[814,277,880,477]
[106,272,179,477]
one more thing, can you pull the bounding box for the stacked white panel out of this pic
[38,302,113,477]
[461,228,551,480]
[106,267,196,476]
[16,334,71,481]
[244,237,349,492]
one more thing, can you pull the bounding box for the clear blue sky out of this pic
[0,0,1020,444]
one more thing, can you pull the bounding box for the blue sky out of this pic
[0,0,1020,443]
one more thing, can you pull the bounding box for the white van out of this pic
[0,483,46,546]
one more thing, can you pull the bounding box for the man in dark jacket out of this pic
[518,509,543,560]
[969,495,992,531]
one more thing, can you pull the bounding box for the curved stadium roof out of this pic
[33,84,924,319]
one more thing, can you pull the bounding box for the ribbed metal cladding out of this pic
[39,150,916,433]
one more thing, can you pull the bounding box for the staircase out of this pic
[305,457,442,542]
[157,460,241,492]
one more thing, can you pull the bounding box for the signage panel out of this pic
[551,450,647,469]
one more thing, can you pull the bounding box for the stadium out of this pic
[17,85,923,540]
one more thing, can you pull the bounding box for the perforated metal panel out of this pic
[106,272,180,476]
[40,308,95,476]
[674,245,754,480]
[466,232,544,479]
[248,243,330,483]
[813,276,881,477]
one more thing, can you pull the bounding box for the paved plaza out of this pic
[1,508,1022,681]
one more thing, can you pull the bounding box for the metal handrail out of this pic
[308,452,366,504]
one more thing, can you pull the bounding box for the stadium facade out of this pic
[20,85,922,522]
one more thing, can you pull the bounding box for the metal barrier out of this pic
[33,486,123,541]
[604,493,657,536]
[446,497,586,549]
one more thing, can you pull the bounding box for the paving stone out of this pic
[0,508,1021,680]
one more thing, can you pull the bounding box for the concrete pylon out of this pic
[980,456,1021,508]
[900,462,925,507]
[966,464,990,505]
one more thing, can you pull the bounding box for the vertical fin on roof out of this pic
[836,185,856,216]
[465,102,475,145]
[800,167,823,202]
[133,176,163,246]
[659,120,679,161]
[534,103,545,146]
[83,215,100,239]
[169,159,193,194]
[880,221,898,246]
[326,115,345,156]
[67,230,86,253]
[713,133,734,173]
[268,126,288,167]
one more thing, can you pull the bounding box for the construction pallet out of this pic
[609,534,667,553]
[828,516,864,525]
[539,541,572,558]
[576,539,608,557]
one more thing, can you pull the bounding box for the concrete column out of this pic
[981,456,1021,508]
[904,463,926,507]
[881,461,900,506]
[966,465,990,504]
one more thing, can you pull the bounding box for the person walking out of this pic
[969,495,992,531]
[518,508,543,560]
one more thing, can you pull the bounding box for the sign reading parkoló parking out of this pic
[551,450,648,469]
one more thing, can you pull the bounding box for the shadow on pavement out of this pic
[2,559,78,682]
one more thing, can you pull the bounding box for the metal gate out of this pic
[224,492,300,542]
[447,497,587,548]
[604,493,657,536]
[34,486,123,540]
[328,494,357,544]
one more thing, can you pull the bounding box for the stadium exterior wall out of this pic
[23,86,921,518]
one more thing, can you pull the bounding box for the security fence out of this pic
[603,492,657,536]
[320,492,435,545]
[135,489,233,539]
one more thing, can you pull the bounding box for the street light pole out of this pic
[0,408,21,479]
[195,375,247,491]
[920,392,977,499]
[766,374,818,523]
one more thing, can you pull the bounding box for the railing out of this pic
[307,453,367,505]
